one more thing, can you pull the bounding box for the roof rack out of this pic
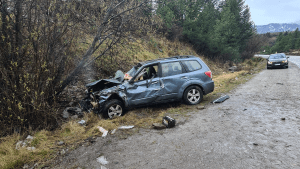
[139,55,196,65]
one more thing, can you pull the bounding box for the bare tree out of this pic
[57,0,151,95]
[0,0,151,135]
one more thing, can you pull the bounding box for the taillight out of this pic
[205,71,212,79]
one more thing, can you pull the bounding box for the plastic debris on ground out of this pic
[111,129,117,135]
[118,126,134,129]
[97,156,109,165]
[26,147,36,151]
[15,135,35,150]
[97,126,108,137]
[212,95,230,104]
[78,120,86,126]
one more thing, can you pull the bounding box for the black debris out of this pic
[212,95,230,104]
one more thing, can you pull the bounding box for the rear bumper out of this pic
[203,81,214,95]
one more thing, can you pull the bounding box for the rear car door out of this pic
[159,61,188,101]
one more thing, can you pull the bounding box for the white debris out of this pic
[16,141,23,150]
[118,126,134,129]
[26,135,34,141]
[97,126,108,137]
[111,129,117,135]
[26,147,36,151]
[78,120,86,126]
[97,156,109,165]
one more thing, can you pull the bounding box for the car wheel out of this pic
[103,99,124,118]
[183,86,203,105]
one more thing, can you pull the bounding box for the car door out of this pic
[126,65,164,107]
[159,61,189,101]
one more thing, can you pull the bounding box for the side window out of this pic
[134,65,158,82]
[161,62,183,77]
[182,60,202,72]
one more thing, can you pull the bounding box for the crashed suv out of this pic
[81,55,214,118]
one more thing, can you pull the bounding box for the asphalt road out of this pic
[256,54,300,68]
[53,61,300,169]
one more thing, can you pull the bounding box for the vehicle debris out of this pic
[97,156,109,165]
[197,106,205,110]
[97,126,108,137]
[162,116,176,128]
[212,95,230,104]
[15,135,34,150]
[111,129,117,135]
[62,107,83,119]
[118,126,134,129]
[78,120,86,126]
[228,66,237,72]
[26,147,36,151]
[57,141,64,146]
[281,117,286,121]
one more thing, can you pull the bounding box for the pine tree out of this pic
[210,0,253,61]
[183,0,219,55]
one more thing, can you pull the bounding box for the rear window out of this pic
[182,60,202,71]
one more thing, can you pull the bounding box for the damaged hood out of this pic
[86,70,125,92]
[86,79,122,92]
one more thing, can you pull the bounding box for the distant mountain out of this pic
[256,23,300,34]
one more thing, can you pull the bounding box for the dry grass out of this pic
[0,36,266,169]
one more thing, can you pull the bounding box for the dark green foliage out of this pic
[157,0,255,62]
[268,29,300,54]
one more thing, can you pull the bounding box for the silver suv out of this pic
[81,56,214,118]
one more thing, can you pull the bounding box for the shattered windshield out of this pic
[124,64,141,80]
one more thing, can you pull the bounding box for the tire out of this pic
[183,86,203,105]
[102,99,124,118]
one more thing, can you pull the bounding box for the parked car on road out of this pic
[81,55,214,118]
[267,53,289,69]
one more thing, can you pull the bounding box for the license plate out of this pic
[275,64,280,65]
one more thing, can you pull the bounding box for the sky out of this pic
[244,0,300,25]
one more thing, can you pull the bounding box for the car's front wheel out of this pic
[103,99,124,118]
[183,86,203,105]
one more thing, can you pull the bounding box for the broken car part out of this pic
[97,126,108,137]
[212,95,230,104]
[162,116,176,128]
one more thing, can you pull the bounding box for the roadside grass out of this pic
[0,37,266,169]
